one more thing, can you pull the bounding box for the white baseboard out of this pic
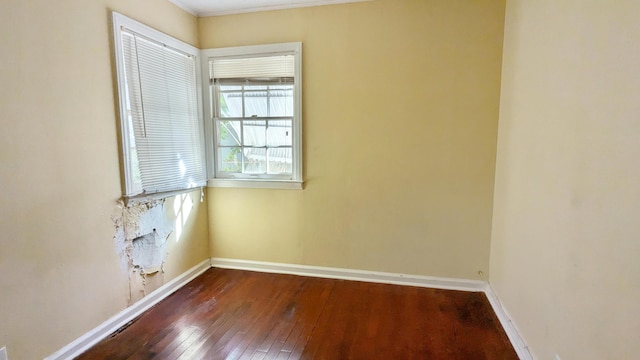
[46,258,532,360]
[212,258,533,359]
[211,257,486,292]
[45,259,212,360]
[485,284,534,360]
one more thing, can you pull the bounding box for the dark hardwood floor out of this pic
[77,268,517,360]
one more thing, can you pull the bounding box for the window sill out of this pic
[207,179,303,190]
[124,186,204,205]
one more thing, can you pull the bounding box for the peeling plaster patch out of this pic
[132,232,166,274]
[112,202,129,272]
[112,199,174,305]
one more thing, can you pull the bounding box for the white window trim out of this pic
[112,12,206,199]
[201,42,303,190]
[210,179,303,190]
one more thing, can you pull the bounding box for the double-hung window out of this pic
[203,43,303,189]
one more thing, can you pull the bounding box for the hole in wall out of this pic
[112,199,174,305]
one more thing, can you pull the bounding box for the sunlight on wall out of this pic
[174,193,194,242]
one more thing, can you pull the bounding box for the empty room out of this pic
[0,0,638,359]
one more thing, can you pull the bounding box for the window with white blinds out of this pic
[112,13,205,198]
[203,43,303,189]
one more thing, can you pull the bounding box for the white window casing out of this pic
[202,43,303,190]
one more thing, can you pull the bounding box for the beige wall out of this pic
[491,0,640,359]
[199,0,504,279]
[200,0,506,280]
[0,1,208,359]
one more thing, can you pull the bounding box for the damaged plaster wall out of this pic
[113,200,174,305]
[0,0,207,358]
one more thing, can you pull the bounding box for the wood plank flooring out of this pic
[77,268,517,360]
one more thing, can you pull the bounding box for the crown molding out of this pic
[169,0,371,18]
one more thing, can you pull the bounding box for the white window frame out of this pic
[202,43,303,190]
[112,12,206,200]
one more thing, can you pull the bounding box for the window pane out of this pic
[243,148,266,174]
[269,88,293,117]
[219,91,242,117]
[267,120,292,146]
[243,120,266,147]
[218,147,242,172]
[218,120,241,146]
[267,148,292,174]
[244,91,268,117]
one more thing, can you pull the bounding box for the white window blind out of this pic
[211,55,295,80]
[113,13,205,198]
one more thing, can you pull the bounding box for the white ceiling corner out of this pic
[167,0,199,16]
[168,0,371,17]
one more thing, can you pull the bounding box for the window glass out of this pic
[269,87,294,117]
[218,120,241,146]
[244,91,268,117]
[243,120,267,147]
[267,120,292,147]
[219,90,243,118]
[267,148,292,174]
[218,147,242,173]
[243,148,267,174]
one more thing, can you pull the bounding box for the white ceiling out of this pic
[168,0,371,17]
